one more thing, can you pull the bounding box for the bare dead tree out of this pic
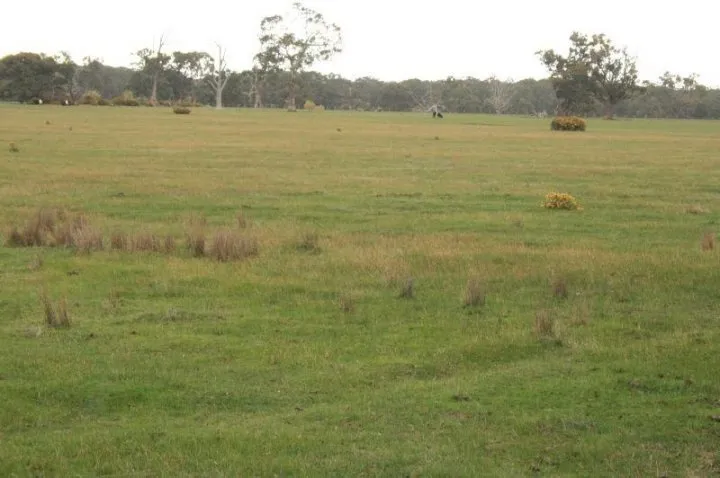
[133,35,169,106]
[207,43,231,109]
[486,75,515,114]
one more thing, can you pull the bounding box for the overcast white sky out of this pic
[1,0,718,86]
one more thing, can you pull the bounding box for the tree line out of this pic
[1,2,719,119]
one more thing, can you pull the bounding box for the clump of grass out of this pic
[551,276,569,299]
[186,227,206,257]
[701,232,715,251]
[131,232,162,253]
[9,142,19,153]
[236,210,249,229]
[296,232,320,253]
[534,310,555,340]
[41,291,71,328]
[110,231,129,251]
[338,292,355,313]
[399,277,415,299]
[686,204,709,215]
[173,106,191,115]
[463,277,485,307]
[163,235,176,253]
[28,254,44,271]
[4,226,24,247]
[72,225,104,254]
[210,229,259,262]
[542,192,582,211]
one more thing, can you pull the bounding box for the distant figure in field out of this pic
[429,104,444,119]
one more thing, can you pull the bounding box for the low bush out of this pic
[112,90,140,107]
[542,192,582,211]
[303,99,316,110]
[80,90,103,106]
[550,116,587,132]
[173,107,191,115]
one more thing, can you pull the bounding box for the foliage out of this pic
[303,99,316,110]
[112,90,140,106]
[173,106,191,114]
[537,32,641,117]
[550,116,587,131]
[542,192,582,210]
[80,89,104,106]
[257,2,343,110]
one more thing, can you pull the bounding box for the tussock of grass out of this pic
[296,232,320,253]
[41,291,71,328]
[186,227,206,257]
[338,292,355,313]
[399,277,415,299]
[686,204,709,215]
[551,276,569,299]
[701,232,715,251]
[131,232,163,253]
[534,310,555,340]
[110,231,129,251]
[210,229,259,262]
[463,277,485,307]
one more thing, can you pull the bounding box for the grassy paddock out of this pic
[1,104,720,476]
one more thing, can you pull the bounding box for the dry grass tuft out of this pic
[186,227,206,257]
[9,142,19,153]
[72,225,104,254]
[338,292,355,313]
[210,229,259,262]
[110,231,129,251]
[5,226,24,247]
[701,232,715,251]
[131,232,162,253]
[41,290,71,328]
[463,277,485,307]
[163,235,176,253]
[551,276,569,299]
[296,232,320,253]
[399,277,415,299]
[28,254,44,271]
[686,204,709,215]
[236,210,249,229]
[534,310,555,339]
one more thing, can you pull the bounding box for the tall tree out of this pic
[537,32,641,117]
[206,43,230,109]
[171,51,212,102]
[134,36,170,105]
[0,52,58,102]
[257,2,342,111]
[486,75,514,114]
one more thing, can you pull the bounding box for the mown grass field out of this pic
[1,104,719,477]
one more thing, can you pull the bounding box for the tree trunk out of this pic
[287,72,297,111]
[151,73,159,106]
[603,102,615,119]
[215,86,222,109]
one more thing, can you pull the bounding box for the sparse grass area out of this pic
[1,104,720,476]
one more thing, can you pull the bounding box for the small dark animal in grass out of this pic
[429,104,444,119]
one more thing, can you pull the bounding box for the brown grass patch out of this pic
[110,231,129,251]
[296,232,320,253]
[131,232,162,253]
[41,290,71,328]
[9,142,19,153]
[72,224,104,254]
[686,204,709,215]
[534,310,555,339]
[163,235,176,253]
[236,210,249,229]
[210,229,259,262]
[28,254,43,271]
[338,292,355,313]
[701,232,715,251]
[551,276,569,299]
[186,227,206,257]
[463,277,485,307]
[399,277,415,299]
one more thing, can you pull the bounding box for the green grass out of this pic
[1,104,720,477]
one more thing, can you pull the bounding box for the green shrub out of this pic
[112,90,140,107]
[173,107,191,115]
[542,192,582,211]
[80,90,103,106]
[303,99,316,110]
[550,116,587,132]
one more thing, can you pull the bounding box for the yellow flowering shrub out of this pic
[550,116,587,132]
[542,192,582,211]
